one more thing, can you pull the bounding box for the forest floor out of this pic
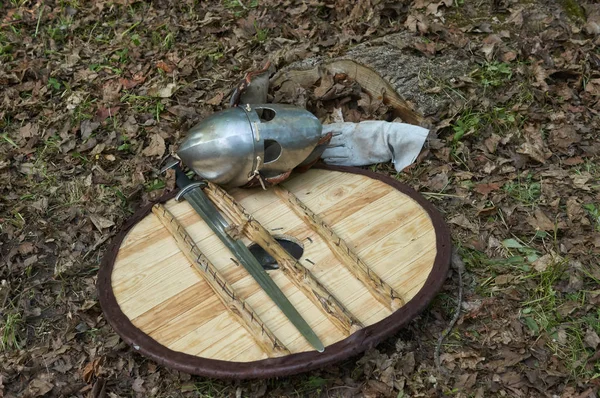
[1,0,600,397]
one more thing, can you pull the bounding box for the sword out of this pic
[163,160,324,352]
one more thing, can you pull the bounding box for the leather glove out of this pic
[321,121,429,172]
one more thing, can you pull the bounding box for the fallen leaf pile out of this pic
[0,0,599,397]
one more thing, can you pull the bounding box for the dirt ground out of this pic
[1,0,600,397]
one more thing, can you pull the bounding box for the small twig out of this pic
[421,192,465,199]
[83,234,112,260]
[435,247,464,375]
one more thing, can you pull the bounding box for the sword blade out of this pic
[183,187,324,352]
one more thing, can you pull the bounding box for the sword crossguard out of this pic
[175,182,208,201]
[159,156,181,175]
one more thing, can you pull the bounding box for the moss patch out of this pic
[560,0,586,21]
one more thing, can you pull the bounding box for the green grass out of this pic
[473,61,513,88]
[293,376,330,395]
[254,22,269,43]
[144,179,166,192]
[1,132,19,148]
[0,32,14,60]
[162,32,175,49]
[1,312,23,351]
[58,0,80,8]
[522,261,600,378]
[223,0,259,17]
[461,246,531,297]
[150,25,175,49]
[48,77,62,91]
[71,96,96,124]
[181,379,231,397]
[583,203,600,231]
[451,110,480,143]
[573,157,600,176]
[120,93,165,120]
[559,0,586,21]
[198,43,226,63]
[521,260,565,315]
[503,173,541,207]
[47,16,74,43]
[464,242,600,379]
[451,105,520,145]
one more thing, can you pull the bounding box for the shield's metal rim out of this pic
[97,165,452,379]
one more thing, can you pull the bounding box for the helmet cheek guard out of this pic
[178,104,326,188]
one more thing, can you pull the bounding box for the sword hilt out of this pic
[160,156,207,200]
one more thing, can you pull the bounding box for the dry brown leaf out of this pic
[118,74,145,89]
[501,50,517,63]
[518,142,551,163]
[141,133,166,158]
[531,62,549,91]
[414,41,436,56]
[584,329,600,349]
[102,80,122,102]
[454,373,478,390]
[314,73,334,99]
[426,173,448,191]
[80,120,100,140]
[474,183,500,195]
[584,78,600,96]
[412,0,430,8]
[89,214,115,231]
[527,208,555,231]
[132,377,145,393]
[506,8,523,26]
[122,115,139,135]
[95,106,120,122]
[18,241,36,255]
[484,134,501,153]
[25,374,54,397]
[532,253,554,272]
[400,351,416,375]
[152,83,177,98]
[518,125,552,163]
[550,126,581,149]
[426,0,452,16]
[572,173,592,191]
[363,380,392,397]
[156,60,175,73]
[449,214,479,234]
[584,4,600,35]
[566,197,583,221]
[90,378,106,398]
[495,274,515,285]
[441,351,485,370]
[167,105,198,118]
[81,357,104,384]
[563,156,584,165]
[206,91,225,106]
[405,14,429,34]
[19,122,39,139]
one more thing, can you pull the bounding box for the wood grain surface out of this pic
[110,169,437,362]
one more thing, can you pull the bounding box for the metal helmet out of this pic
[178,104,323,187]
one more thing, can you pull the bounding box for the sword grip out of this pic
[175,166,193,188]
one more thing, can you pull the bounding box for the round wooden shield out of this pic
[98,166,451,379]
